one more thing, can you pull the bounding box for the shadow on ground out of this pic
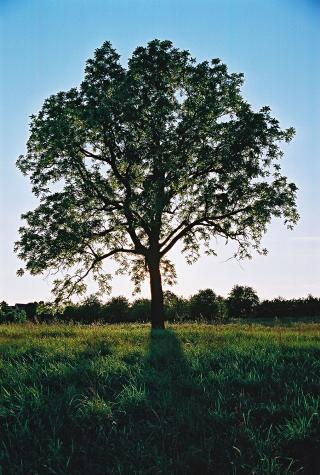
[1,327,319,474]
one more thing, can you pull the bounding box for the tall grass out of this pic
[0,323,319,474]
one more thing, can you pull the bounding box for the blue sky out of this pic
[1,0,319,304]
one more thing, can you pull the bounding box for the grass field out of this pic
[0,323,319,475]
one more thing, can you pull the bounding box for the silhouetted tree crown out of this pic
[228,285,260,318]
[16,40,298,328]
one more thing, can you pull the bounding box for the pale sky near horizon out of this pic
[0,0,319,305]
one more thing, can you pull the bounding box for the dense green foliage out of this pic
[16,39,298,327]
[2,290,320,325]
[0,301,27,324]
[256,296,320,319]
[228,285,260,318]
[189,289,228,321]
[0,323,319,474]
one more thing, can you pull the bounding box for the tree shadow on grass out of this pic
[132,329,216,475]
[5,328,318,474]
[1,331,202,474]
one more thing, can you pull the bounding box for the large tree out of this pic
[16,40,298,329]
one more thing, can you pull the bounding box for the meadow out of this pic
[0,323,319,474]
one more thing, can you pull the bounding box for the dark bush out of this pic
[62,295,103,323]
[129,298,151,322]
[16,302,39,321]
[163,291,190,322]
[227,285,259,318]
[0,301,9,313]
[4,291,320,325]
[214,296,229,322]
[0,307,27,324]
[35,301,58,322]
[256,295,320,319]
[103,296,130,323]
[189,289,228,321]
[61,303,80,322]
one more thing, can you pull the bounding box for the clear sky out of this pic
[1,0,319,304]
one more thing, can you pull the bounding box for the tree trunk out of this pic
[148,259,165,329]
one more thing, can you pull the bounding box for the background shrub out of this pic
[36,301,62,323]
[2,291,320,324]
[164,291,190,322]
[0,302,27,323]
[129,298,151,322]
[62,295,103,323]
[227,285,260,318]
[214,296,229,322]
[189,289,228,322]
[103,296,130,323]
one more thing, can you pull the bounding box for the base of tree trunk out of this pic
[148,259,166,330]
[151,321,165,330]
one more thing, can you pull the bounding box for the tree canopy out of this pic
[227,285,260,318]
[16,39,298,328]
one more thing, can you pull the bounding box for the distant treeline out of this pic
[1,286,320,324]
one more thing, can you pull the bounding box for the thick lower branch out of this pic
[160,205,252,256]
